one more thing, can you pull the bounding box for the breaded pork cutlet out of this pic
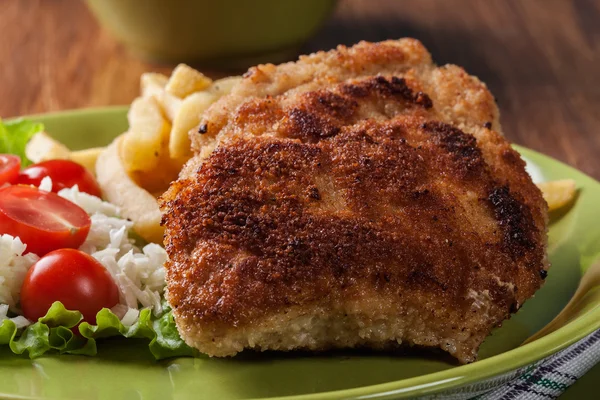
[160,39,548,364]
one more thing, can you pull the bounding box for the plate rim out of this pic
[8,107,600,399]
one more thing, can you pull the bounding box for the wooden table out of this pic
[1,0,599,180]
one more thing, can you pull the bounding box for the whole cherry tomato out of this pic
[20,249,119,323]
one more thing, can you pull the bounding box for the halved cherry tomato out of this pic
[0,185,91,255]
[18,160,102,197]
[20,249,119,323]
[0,154,21,185]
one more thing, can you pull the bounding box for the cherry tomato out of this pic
[0,154,21,185]
[18,160,102,197]
[0,185,91,255]
[20,249,119,323]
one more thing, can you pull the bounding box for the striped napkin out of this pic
[423,329,600,399]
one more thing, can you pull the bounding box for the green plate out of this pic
[1,107,600,399]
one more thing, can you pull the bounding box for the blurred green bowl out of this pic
[85,0,337,67]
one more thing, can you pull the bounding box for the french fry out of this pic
[537,179,577,211]
[143,87,182,122]
[210,76,242,95]
[141,74,182,122]
[166,64,212,98]
[25,132,70,163]
[70,147,104,172]
[121,96,171,173]
[168,76,242,158]
[169,91,218,158]
[140,72,169,93]
[96,136,164,243]
[156,91,182,122]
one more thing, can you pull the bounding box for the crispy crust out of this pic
[186,40,499,169]
[160,39,548,363]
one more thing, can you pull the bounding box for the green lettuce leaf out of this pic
[151,309,196,358]
[0,301,196,359]
[0,118,44,166]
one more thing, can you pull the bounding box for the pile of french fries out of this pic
[120,65,242,193]
[27,64,241,194]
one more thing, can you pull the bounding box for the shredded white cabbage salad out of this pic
[0,177,167,328]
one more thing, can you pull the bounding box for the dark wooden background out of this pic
[0,0,599,181]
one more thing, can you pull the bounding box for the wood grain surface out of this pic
[0,0,598,179]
